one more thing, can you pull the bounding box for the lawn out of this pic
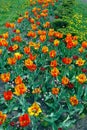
[0,0,30,33]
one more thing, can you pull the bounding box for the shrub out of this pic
[52,0,87,41]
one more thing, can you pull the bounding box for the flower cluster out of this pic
[0,0,87,129]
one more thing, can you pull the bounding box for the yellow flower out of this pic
[14,52,23,60]
[76,74,87,84]
[76,58,85,66]
[42,46,48,53]
[16,29,20,34]
[28,102,42,116]
[54,39,60,46]
[25,58,33,67]
[34,42,40,50]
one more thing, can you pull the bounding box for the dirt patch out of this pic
[69,117,87,130]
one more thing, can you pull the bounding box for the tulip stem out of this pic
[32,118,37,130]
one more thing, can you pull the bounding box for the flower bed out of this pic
[0,0,87,130]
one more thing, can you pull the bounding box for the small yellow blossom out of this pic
[28,102,42,116]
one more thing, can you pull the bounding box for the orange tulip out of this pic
[0,73,10,82]
[49,50,56,58]
[52,87,60,95]
[50,60,57,67]
[17,17,24,23]
[0,111,7,125]
[32,88,41,94]
[14,83,27,96]
[70,95,78,106]
[76,58,85,66]
[27,31,36,38]
[12,44,19,51]
[2,32,9,39]
[0,39,8,47]
[76,74,87,84]
[39,35,46,42]
[62,57,72,65]
[51,67,60,77]
[24,46,30,54]
[62,76,69,85]
[15,76,23,85]
[42,46,49,53]
[82,41,87,48]
[7,57,17,65]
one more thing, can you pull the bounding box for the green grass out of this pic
[0,0,30,34]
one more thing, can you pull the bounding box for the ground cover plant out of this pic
[0,0,87,130]
[52,0,87,41]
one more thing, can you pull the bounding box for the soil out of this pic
[0,81,5,94]
[69,117,87,130]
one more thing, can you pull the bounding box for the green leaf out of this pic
[52,122,58,130]
[43,113,58,123]
[62,119,76,128]
[83,87,87,101]
[45,102,54,109]
[77,85,84,99]
[59,115,76,128]
[75,104,84,114]
[79,113,86,119]
[55,107,65,120]
[44,117,57,123]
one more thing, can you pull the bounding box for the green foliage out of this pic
[52,19,68,30]
[0,0,30,33]
[55,0,75,17]
[52,0,75,34]
[52,0,87,41]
